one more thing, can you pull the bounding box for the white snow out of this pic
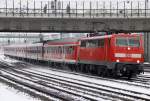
[144,62,150,64]
[28,66,150,99]
[0,52,41,101]
[0,55,19,64]
[0,50,19,65]
[0,82,41,101]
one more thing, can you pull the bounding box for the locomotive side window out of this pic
[81,41,86,47]
[81,39,104,48]
[87,40,98,47]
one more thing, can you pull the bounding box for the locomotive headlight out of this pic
[128,47,131,50]
[137,60,140,63]
[116,59,120,62]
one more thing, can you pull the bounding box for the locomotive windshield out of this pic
[116,37,140,47]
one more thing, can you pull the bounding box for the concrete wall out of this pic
[1,17,150,32]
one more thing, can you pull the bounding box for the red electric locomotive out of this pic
[4,33,144,79]
[78,33,144,78]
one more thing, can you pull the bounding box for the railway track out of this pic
[1,61,150,100]
[21,68,150,100]
[143,63,150,72]
[27,63,150,89]
[4,57,150,86]
[0,75,60,101]
[0,62,115,101]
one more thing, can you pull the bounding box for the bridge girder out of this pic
[0,17,150,33]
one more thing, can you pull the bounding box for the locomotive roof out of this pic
[80,33,141,41]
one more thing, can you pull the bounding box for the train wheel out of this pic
[127,71,137,80]
[127,72,132,80]
[97,67,102,76]
[84,65,88,73]
[85,65,91,74]
[78,64,82,72]
[102,67,109,77]
[112,71,118,78]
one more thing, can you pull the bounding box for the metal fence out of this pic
[0,0,150,18]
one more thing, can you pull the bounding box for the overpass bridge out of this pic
[0,0,150,32]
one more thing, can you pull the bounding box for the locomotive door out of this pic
[105,38,111,61]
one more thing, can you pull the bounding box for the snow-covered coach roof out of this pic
[45,38,80,46]
[81,33,141,41]
[4,43,43,48]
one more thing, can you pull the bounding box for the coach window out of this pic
[99,39,104,47]
[70,46,74,54]
[58,47,61,54]
[44,48,46,53]
[54,48,56,54]
[31,47,33,53]
[32,47,34,53]
[81,40,86,47]
[47,47,49,53]
[49,47,51,53]
[50,47,52,53]
[67,46,73,54]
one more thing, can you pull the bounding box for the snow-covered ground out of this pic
[0,82,41,101]
[0,47,19,65]
[29,66,150,95]
[0,50,41,101]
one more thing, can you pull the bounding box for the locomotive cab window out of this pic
[116,37,140,47]
[116,38,127,46]
[128,37,140,47]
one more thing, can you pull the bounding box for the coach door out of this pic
[62,46,65,62]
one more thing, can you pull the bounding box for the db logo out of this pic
[126,54,131,57]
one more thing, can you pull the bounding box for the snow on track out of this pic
[30,67,150,92]
[0,82,41,101]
